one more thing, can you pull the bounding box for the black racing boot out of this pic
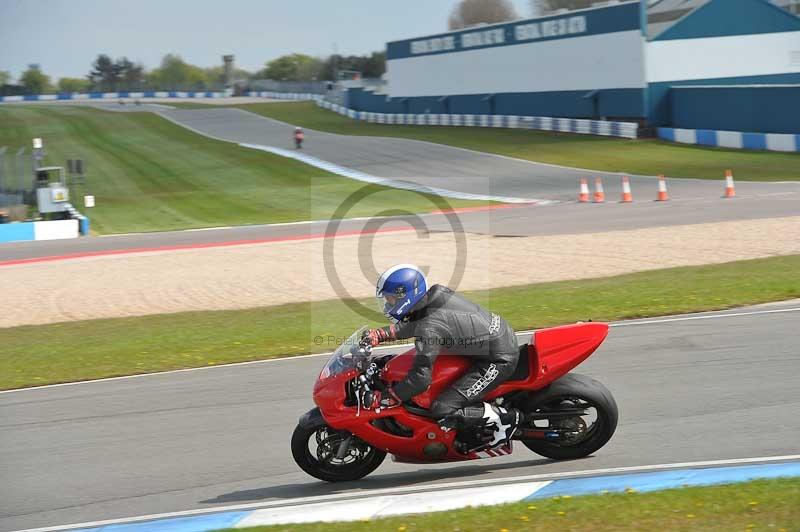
[482,403,524,447]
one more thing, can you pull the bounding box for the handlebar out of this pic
[355,359,384,413]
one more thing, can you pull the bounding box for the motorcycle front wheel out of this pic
[519,373,618,460]
[291,419,386,482]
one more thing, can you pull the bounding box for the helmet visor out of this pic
[377,293,399,317]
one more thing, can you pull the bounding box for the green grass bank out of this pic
[2,254,798,390]
[0,105,481,234]
[221,477,800,532]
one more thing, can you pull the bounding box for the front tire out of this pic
[291,418,386,482]
[519,373,618,460]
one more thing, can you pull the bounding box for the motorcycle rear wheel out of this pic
[291,419,386,482]
[519,373,618,460]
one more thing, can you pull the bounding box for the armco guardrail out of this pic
[658,127,800,153]
[317,99,640,139]
[245,91,640,139]
[248,90,321,101]
[0,91,228,103]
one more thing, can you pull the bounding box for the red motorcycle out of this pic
[292,323,618,482]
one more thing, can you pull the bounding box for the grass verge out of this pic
[219,477,800,532]
[0,105,482,234]
[229,101,800,182]
[2,254,799,390]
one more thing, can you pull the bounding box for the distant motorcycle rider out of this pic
[293,127,304,149]
[363,264,525,451]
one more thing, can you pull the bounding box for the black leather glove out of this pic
[362,328,391,347]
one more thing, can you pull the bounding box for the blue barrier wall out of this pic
[0,91,228,103]
[0,222,35,243]
[658,127,800,152]
[347,88,645,118]
[670,85,800,134]
[648,72,800,127]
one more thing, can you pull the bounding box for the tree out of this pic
[20,64,52,94]
[319,51,385,81]
[361,51,386,78]
[88,55,145,91]
[58,77,91,93]
[260,54,322,81]
[448,0,518,30]
[116,57,145,90]
[531,0,599,16]
[0,71,10,86]
[204,65,226,86]
[88,54,120,91]
[147,54,208,90]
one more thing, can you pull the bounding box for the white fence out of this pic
[246,91,640,139]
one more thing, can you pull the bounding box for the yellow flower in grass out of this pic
[686,514,695,519]
[527,505,537,510]
[749,501,759,506]
[398,526,407,531]
[518,515,529,521]
[557,511,566,516]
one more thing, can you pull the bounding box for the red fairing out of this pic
[312,322,608,463]
[382,351,471,409]
[532,322,608,384]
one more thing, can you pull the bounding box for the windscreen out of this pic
[318,326,368,379]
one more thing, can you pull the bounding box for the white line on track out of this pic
[609,306,800,327]
[13,454,800,532]
[1,304,798,395]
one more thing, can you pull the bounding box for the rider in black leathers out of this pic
[365,280,524,450]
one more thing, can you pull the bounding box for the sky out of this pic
[0,0,534,82]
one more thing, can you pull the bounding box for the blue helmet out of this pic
[376,264,428,322]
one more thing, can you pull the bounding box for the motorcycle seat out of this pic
[506,344,531,382]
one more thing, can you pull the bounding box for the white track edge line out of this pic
[2,305,798,395]
[609,306,800,327]
[13,454,800,532]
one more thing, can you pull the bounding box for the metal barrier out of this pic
[243,91,641,139]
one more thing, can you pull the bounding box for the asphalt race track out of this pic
[2,188,800,264]
[1,103,799,531]
[1,102,798,263]
[158,107,797,202]
[1,302,799,531]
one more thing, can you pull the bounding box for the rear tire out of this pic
[291,418,386,482]
[519,373,618,460]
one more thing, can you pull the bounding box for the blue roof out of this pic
[653,0,800,40]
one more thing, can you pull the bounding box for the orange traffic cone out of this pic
[620,176,633,203]
[723,170,736,198]
[656,175,669,201]
[593,177,605,203]
[579,178,590,203]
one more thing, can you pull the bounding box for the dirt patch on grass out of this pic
[2,216,799,328]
